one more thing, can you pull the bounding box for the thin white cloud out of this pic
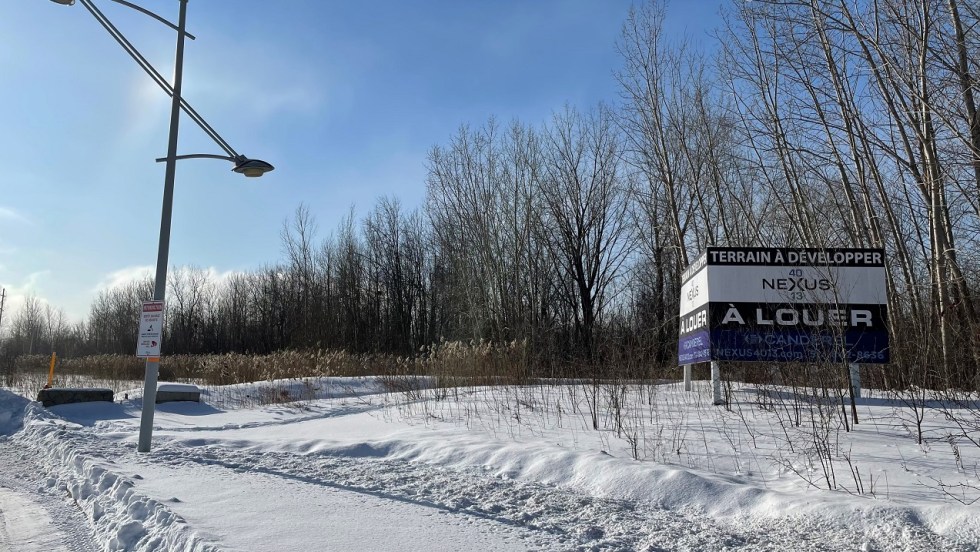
[93,265,154,293]
[92,265,246,294]
[113,52,327,148]
[0,206,31,225]
[0,272,56,333]
[23,270,50,289]
[189,75,326,120]
[250,85,324,119]
[168,266,247,292]
[120,73,170,143]
[183,35,331,123]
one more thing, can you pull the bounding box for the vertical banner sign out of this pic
[679,252,711,364]
[678,247,889,364]
[137,300,165,359]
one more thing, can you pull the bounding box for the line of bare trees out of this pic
[2,0,978,389]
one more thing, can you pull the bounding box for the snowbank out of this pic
[2,378,979,550]
[0,388,31,436]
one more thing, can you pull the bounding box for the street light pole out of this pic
[137,0,188,453]
[50,0,274,452]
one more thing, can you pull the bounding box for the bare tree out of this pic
[426,119,552,346]
[538,106,633,361]
[167,266,214,354]
[281,204,322,348]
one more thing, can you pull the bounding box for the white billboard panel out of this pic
[679,267,709,317]
[678,247,889,365]
[706,265,887,306]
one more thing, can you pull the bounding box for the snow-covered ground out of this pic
[1,377,979,551]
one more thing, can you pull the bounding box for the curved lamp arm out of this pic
[51,0,193,36]
[154,154,275,177]
[105,0,196,37]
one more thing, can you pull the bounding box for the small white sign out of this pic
[137,300,165,358]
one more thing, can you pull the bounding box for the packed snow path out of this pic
[75,436,758,551]
[3,383,979,551]
[0,437,100,551]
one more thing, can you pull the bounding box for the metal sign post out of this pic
[849,363,862,399]
[711,361,724,405]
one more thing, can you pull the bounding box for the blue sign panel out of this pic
[678,330,711,364]
[709,329,889,363]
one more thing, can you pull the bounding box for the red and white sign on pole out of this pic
[137,300,165,359]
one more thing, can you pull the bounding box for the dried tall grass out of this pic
[2,341,530,399]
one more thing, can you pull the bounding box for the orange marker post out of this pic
[46,352,57,389]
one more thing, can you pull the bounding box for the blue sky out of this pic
[0,0,723,323]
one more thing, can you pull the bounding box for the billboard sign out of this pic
[678,247,889,364]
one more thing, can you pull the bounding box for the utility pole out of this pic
[0,288,6,338]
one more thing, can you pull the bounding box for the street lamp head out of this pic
[232,156,274,178]
[50,0,75,5]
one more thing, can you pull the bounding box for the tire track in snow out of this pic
[131,438,980,551]
[132,440,756,551]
